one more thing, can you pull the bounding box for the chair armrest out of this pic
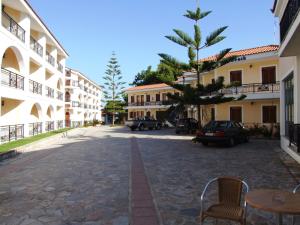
[200,178,218,211]
[293,184,300,194]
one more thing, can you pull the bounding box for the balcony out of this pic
[57,120,64,129]
[57,91,63,101]
[0,124,24,143]
[288,123,300,153]
[29,122,42,136]
[29,80,42,95]
[66,70,71,77]
[280,0,300,42]
[57,62,63,73]
[65,96,71,102]
[72,101,81,108]
[45,121,54,132]
[1,68,24,90]
[2,10,25,42]
[84,104,88,109]
[45,86,54,98]
[46,52,55,66]
[30,36,43,57]
[215,82,280,96]
[128,101,174,107]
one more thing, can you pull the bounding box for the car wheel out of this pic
[139,125,145,131]
[149,127,153,130]
[175,130,180,134]
[228,137,235,147]
[202,141,208,146]
[156,125,162,130]
[131,127,136,131]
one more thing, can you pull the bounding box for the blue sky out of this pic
[28,0,278,87]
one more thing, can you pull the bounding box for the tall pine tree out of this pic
[102,52,126,126]
[159,5,245,126]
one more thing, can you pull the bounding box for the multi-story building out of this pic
[126,45,280,131]
[125,83,179,121]
[273,0,300,162]
[0,0,68,143]
[182,45,280,127]
[65,68,102,128]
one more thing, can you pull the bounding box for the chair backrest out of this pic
[293,184,300,194]
[218,177,243,206]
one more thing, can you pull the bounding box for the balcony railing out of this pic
[72,101,81,108]
[213,82,280,96]
[128,101,174,106]
[29,122,43,136]
[84,87,88,92]
[0,124,24,143]
[66,70,71,77]
[45,121,55,132]
[57,91,63,101]
[57,62,63,73]
[2,10,25,42]
[29,80,42,95]
[1,68,24,90]
[57,120,64,129]
[30,36,43,57]
[46,51,55,66]
[45,86,54,98]
[288,123,300,152]
[280,0,300,42]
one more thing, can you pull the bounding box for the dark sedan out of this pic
[175,118,199,134]
[194,120,249,147]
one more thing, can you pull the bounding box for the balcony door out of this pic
[230,107,242,123]
[156,94,160,102]
[284,73,294,136]
[262,66,276,84]
[230,70,242,85]
[146,95,151,102]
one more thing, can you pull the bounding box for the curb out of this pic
[0,150,20,162]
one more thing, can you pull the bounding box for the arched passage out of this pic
[65,91,71,102]
[30,103,42,122]
[46,105,54,120]
[65,112,71,127]
[57,78,63,90]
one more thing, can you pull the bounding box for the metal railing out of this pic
[212,82,280,96]
[289,123,300,152]
[1,68,24,90]
[57,91,63,100]
[45,86,54,98]
[29,80,42,95]
[30,36,43,57]
[128,101,174,106]
[57,120,64,129]
[0,124,24,143]
[280,0,300,42]
[29,122,43,136]
[57,62,63,73]
[45,121,55,132]
[46,51,55,66]
[72,101,81,108]
[2,10,25,42]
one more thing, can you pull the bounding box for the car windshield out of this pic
[205,121,229,129]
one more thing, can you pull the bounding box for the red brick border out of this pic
[131,138,160,225]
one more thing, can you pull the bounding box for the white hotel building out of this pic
[65,68,102,128]
[0,0,68,143]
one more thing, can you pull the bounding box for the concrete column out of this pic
[39,34,47,58]
[19,12,30,47]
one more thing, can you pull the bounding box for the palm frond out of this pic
[173,29,194,45]
[205,26,228,46]
[165,35,187,47]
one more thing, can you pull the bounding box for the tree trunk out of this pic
[112,113,115,127]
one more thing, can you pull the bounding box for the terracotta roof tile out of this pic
[126,83,170,91]
[200,45,279,62]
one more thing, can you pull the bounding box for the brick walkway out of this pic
[131,138,160,225]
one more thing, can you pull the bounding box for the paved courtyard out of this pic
[0,126,299,225]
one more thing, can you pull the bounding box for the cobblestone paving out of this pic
[134,129,300,225]
[0,127,130,225]
[0,127,299,225]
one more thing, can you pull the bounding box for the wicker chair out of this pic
[199,177,249,225]
[292,184,300,225]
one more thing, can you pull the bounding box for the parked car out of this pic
[194,120,249,147]
[125,117,162,131]
[175,118,199,134]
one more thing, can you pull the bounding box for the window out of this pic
[211,108,215,121]
[212,79,215,84]
[141,95,144,103]
[130,112,134,118]
[162,93,167,101]
[230,107,242,123]
[284,73,294,136]
[230,70,242,84]
[146,95,150,102]
[262,106,277,123]
[131,96,135,103]
[156,94,160,101]
[262,66,276,84]
[146,111,151,117]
